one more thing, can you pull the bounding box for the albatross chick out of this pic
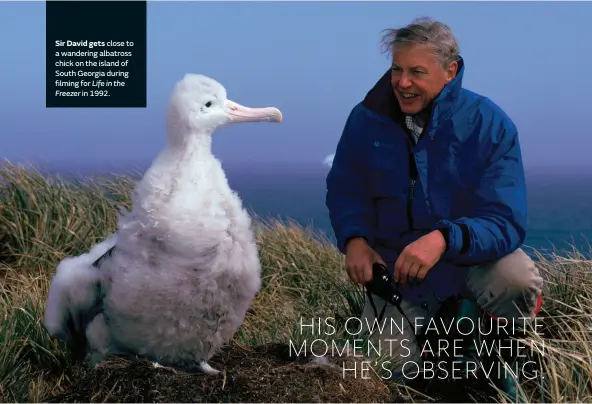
[43,73,283,375]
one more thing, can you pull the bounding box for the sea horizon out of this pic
[7,159,592,260]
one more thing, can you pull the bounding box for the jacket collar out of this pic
[362,56,466,129]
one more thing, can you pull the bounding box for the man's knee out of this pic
[465,248,544,319]
[490,248,542,294]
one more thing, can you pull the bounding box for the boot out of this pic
[478,312,532,403]
[455,297,482,365]
[412,297,488,401]
[451,297,526,400]
[453,297,490,394]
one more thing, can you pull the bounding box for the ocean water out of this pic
[44,162,592,259]
[226,163,592,258]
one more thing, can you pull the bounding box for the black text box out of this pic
[46,1,147,108]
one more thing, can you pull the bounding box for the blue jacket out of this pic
[325,58,528,308]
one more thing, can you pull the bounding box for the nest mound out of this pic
[48,342,396,403]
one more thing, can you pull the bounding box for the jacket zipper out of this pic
[407,178,415,231]
[368,111,424,234]
[406,118,430,234]
[406,131,419,233]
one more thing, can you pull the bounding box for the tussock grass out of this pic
[0,162,590,403]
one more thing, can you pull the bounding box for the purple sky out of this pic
[1,1,590,173]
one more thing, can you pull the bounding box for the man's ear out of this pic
[445,60,458,83]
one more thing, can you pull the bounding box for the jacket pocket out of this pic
[365,143,409,196]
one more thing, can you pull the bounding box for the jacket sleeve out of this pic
[326,106,375,254]
[434,106,528,265]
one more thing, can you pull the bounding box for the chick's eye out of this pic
[205,101,212,108]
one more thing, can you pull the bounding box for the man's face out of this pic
[390,43,458,115]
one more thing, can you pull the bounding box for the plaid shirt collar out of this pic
[405,115,424,144]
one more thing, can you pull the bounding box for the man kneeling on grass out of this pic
[325,16,544,399]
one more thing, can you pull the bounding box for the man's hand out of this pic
[345,237,386,284]
[393,230,446,287]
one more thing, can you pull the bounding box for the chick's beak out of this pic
[224,99,283,124]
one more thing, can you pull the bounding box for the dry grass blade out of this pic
[0,161,590,403]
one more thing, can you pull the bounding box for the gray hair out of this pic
[380,17,460,69]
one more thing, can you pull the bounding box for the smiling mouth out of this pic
[398,91,418,99]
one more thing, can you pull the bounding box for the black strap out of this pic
[366,287,389,326]
[365,286,415,342]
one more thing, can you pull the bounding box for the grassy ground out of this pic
[1,161,591,403]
